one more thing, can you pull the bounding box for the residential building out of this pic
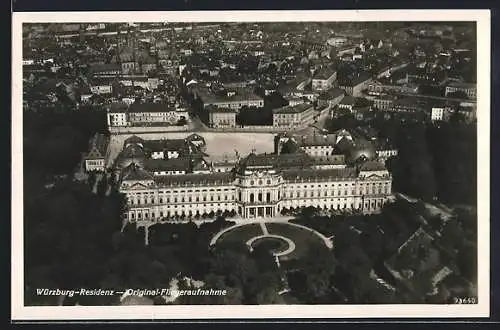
[312,68,337,91]
[90,63,121,77]
[339,73,373,97]
[391,97,421,112]
[445,82,476,99]
[431,107,445,121]
[195,87,264,110]
[317,88,345,108]
[84,133,109,172]
[107,102,129,127]
[128,103,187,125]
[272,103,316,129]
[207,106,237,128]
[367,81,419,94]
[338,95,356,111]
[90,80,113,95]
[373,95,396,110]
[121,61,138,75]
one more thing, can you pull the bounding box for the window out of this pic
[258,193,263,202]
[266,192,271,202]
[267,179,271,185]
[250,193,254,203]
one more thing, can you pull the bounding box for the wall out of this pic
[110,125,190,134]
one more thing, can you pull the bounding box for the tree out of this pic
[280,139,299,154]
[176,117,188,126]
[426,121,476,205]
[389,122,437,200]
[24,179,128,305]
[288,245,336,303]
[457,242,477,282]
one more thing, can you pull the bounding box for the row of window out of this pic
[304,145,335,149]
[282,186,390,197]
[127,207,236,220]
[281,200,384,210]
[127,199,387,221]
[86,160,104,166]
[132,202,234,209]
[247,192,274,203]
[128,187,235,195]
[128,194,236,205]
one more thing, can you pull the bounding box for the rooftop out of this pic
[142,138,188,152]
[447,82,476,89]
[121,164,154,182]
[128,102,176,113]
[313,68,337,80]
[339,73,372,87]
[282,167,358,181]
[359,160,387,172]
[296,133,338,147]
[155,172,234,186]
[272,103,313,114]
[241,152,313,170]
[196,87,263,104]
[144,158,191,172]
[318,88,345,100]
[90,63,121,73]
[206,105,238,114]
[339,95,356,106]
[85,133,109,159]
[109,102,129,113]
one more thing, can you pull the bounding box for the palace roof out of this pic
[282,168,358,181]
[144,158,191,172]
[155,172,234,186]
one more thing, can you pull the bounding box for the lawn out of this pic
[266,223,329,261]
[216,223,264,247]
[251,236,289,254]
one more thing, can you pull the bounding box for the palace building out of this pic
[114,132,394,226]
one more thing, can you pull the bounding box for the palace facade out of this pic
[115,132,394,226]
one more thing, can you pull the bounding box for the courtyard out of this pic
[106,131,276,167]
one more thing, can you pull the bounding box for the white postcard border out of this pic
[12,9,491,320]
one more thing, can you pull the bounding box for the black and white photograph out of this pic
[11,10,490,320]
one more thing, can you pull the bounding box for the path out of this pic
[369,269,396,293]
[259,221,269,235]
[209,217,333,250]
[246,234,296,257]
